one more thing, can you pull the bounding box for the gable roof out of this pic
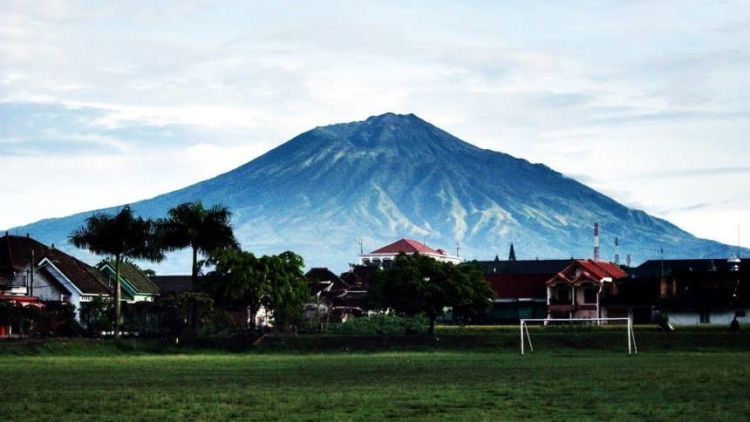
[340,265,378,289]
[0,234,109,295]
[38,265,76,295]
[150,275,193,294]
[548,259,628,286]
[0,234,49,277]
[369,239,442,255]
[42,250,110,295]
[100,260,159,295]
[306,267,349,297]
[305,267,347,285]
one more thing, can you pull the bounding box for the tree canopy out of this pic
[69,205,163,337]
[157,201,239,284]
[203,249,308,332]
[369,253,493,335]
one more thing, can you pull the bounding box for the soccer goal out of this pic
[519,317,638,355]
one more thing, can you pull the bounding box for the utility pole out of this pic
[29,249,35,297]
[593,223,600,261]
[614,237,620,265]
[660,247,664,279]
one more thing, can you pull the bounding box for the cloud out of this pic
[643,167,750,180]
[0,0,748,247]
[0,101,203,155]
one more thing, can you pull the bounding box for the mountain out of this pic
[6,113,746,272]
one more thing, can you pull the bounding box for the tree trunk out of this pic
[248,303,258,333]
[428,313,436,336]
[191,246,199,286]
[114,255,122,338]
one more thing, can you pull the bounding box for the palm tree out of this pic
[70,206,163,337]
[158,201,239,285]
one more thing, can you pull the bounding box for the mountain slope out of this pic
[7,113,745,272]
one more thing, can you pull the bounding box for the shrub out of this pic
[80,296,115,335]
[331,314,427,336]
[33,302,82,337]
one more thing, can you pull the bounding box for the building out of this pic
[149,275,194,296]
[359,238,462,267]
[98,260,160,303]
[546,259,629,319]
[340,265,377,290]
[305,267,367,322]
[614,257,750,325]
[475,257,572,322]
[0,233,111,321]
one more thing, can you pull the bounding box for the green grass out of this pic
[1,328,747,420]
[1,349,748,420]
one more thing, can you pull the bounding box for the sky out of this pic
[1,0,749,247]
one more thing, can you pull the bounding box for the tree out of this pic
[158,292,214,337]
[157,201,239,284]
[203,248,270,332]
[70,206,163,337]
[263,251,308,331]
[369,253,494,335]
[203,249,307,332]
[80,296,115,335]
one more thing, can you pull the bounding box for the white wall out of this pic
[34,263,89,321]
[669,310,749,326]
[21,264,66,302]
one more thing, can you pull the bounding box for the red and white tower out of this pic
[593,223,600,261]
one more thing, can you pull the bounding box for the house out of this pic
[305,267,366,323]
[306,267,349,298]
[340,265,377,290]
[98,260,160,303]
[546,259,628,319]
[360,238,462,267]
[0,233,110,321]
[474,257,572,322]
[149,275,194,296]
[614,257,750,325]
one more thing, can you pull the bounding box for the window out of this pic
[583,287,598,304]
[554,286,570,304]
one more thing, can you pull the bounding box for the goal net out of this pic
[519,317,638,355]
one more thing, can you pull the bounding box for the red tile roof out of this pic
[589,260,628,279]
[370,239,443,255]
[547,259,628,286]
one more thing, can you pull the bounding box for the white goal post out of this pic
[519,317,638,356]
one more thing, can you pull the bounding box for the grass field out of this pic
[1,347,748,420]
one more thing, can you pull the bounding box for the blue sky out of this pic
[1,0,749,246]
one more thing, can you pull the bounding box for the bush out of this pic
[80,296,115,335]
[331,314,427,336]
[33,302,82,337]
